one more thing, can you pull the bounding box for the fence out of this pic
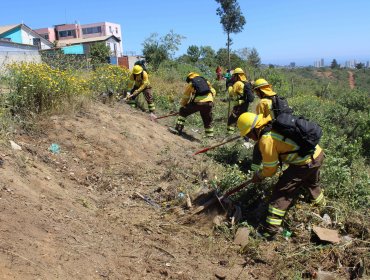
[0,51,41,71]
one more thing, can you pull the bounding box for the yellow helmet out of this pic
[186,72,199,82]
[253,78,276,96]
[233,67,244,74]
[237,112,261,137]
[233,67,247,81]
[132,65,143,75]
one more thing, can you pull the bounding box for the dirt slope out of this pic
[348,71,355,89]
[0,102,262,280]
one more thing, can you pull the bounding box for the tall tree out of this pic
[215,0,246,69]
[90,42,111,68]
[247,47,261,68]
[216,48,244,69]
[355,63,364,69]
[199,46,216,67]
[187,45,201,63]
[142,31,185,69]
[330,59,339,69]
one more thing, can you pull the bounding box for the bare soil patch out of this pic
[348,71,355,89]
[0,102,258,279]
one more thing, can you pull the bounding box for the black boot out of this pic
[175,124,184,135]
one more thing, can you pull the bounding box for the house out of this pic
[0,24,53,50]
[55,35,121,56]
[34,22,123,56]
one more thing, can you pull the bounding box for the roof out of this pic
[57,35,121,47]
[0,24,21,35]
[0,39,39,50]
[0,23,53,47]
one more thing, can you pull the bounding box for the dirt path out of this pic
[348,71,355,89]
[0,102,270,279]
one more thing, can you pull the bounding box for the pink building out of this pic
[34,27,57,42]
[81,22,121,40]
[34,21,123,56]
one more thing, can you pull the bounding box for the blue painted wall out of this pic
[62,44,84,54]
[0,27,22,44]
[110,56,118,65]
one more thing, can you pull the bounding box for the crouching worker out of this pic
[126,65,155,113]
[175,72,216,138]
[237,112,326,240]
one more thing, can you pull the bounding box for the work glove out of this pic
[251,172,263,184]
[125,92,131,100]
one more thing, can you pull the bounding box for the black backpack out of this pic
[271,113,323,157]
[191,76,211,96]
[242,81,255,103]
[268,95,293,118]
[134,60,147,72]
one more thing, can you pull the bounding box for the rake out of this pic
[150,112,179,122]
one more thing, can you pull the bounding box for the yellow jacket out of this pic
[257,130,323,178]
[256,98,273,118]
[228,81,247,105]
[180,79,216,107]
[130,71,150,93]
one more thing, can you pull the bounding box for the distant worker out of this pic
[216,66,223,81]
[237,112,325,240]
[226,68,254,135]
[126,65,155,113]
[223,69,233,91]
[175,72,216,138]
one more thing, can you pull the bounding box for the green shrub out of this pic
[89,64,130,96]
[5,62,89,116]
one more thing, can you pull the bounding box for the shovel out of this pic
[189,179,253,216]
[192,135,240,156]
[150,112,179,122]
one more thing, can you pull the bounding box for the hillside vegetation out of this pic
[0,60,368,279]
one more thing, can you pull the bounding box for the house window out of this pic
[113,43,117,56]
[82,26,102,35]
[115,27,118,34]
[33,38,41,49]
[109,26,113,34]
[42,34,49,40]
[59,30,76,38]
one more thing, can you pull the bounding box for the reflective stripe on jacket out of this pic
[258,130,323,178]
[180,80,216,107]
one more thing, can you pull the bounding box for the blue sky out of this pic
[2,0,369,66]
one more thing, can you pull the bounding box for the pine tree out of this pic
[215,0,246,69]
[330,59,339,69]
[247,48,261,68]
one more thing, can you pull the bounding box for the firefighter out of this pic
[237,112,326,240]
[253,78,276,118]
[126,65,155,113]
[216,65,223,81]
[250,78,277,172]
[226,68,254,135]
[175,72,216,138]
